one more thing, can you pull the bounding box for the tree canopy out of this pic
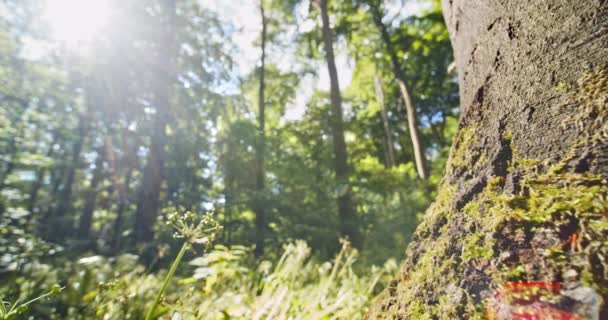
[0,0,464,318]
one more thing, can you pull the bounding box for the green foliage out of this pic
[145,212,221,320]
[0,284,62,320]
[0,0,458,317]
[0,239,395,319]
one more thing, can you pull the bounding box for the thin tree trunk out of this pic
[254,0,267,257]
[314,0,361,248]
[111,169,131,250]
[77,144,105,238]
[109,133,135,250]
[373,69,396,168]
[371,4,427,179]
[367,0,608,318]
[112,165,132,251]
[38,146,67,236]
[54,113,87,222]
[134,0,176,244]
[134,104,167,243]
[27,133,58,219]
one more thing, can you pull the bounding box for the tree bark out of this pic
[371,4,427,179]
[367,0,608,318]
[315,0,362,248]
[134,0,176,244]
[254,0,267,257]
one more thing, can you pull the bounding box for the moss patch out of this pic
[448,127,478,169]
[367,67,608,320]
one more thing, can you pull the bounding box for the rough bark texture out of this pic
[367,0,608,318]
[371,4,427,180]
[134,0,176,244]
[316,0,362,248]
[254,0,267,257]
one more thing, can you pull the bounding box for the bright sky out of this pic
[200,0,431,121]
[16,0,430,121]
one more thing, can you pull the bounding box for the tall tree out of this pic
[369,2,427,179]
[134,0,176,243]
[254,0,268,256]
[373,68,396,168]
[313,0,361,248]
[27,133,58,217]
[52,111,87,228]
[77,143,105,238]
[367,0,608,318]
[109,133,135,250]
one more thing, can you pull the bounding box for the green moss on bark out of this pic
[367,68,608,319]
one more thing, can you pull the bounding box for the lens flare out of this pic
[44,0,110,44]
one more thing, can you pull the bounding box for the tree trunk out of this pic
[134,0,176,244]
[54,113,87,221]
[315,0,362,248]
[367,0,608,318]
[77,145,105,238]
[27,133,58,219]
[371,4,427,179]
[111,159,132,251]
[373,69,396,168]
[254,0,267,257]
[109,133,135,250]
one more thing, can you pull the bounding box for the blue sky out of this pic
[200,0,431,121]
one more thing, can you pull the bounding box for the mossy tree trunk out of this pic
[367,0,608,318]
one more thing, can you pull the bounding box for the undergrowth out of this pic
[0,212,396,319]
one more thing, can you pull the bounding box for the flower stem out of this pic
[145,241,189,320]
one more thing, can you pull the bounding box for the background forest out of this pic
[0,0,458,318]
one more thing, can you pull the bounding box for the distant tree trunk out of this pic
[254,0,267,257]
[109,134,133,250]
[223,166,236,246]
[367,0,608,319]
[373,69,396,168]
[27,133,58,218]
[371,4,427,179]
[134,0,176,244]
[315,0,362,248]
[107,131,136,250]
[77,144,105,238]
[54,113,87,222]
[111,167,131,249]
[38,146,67,235]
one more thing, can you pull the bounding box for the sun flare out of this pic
[44,0,110,44]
